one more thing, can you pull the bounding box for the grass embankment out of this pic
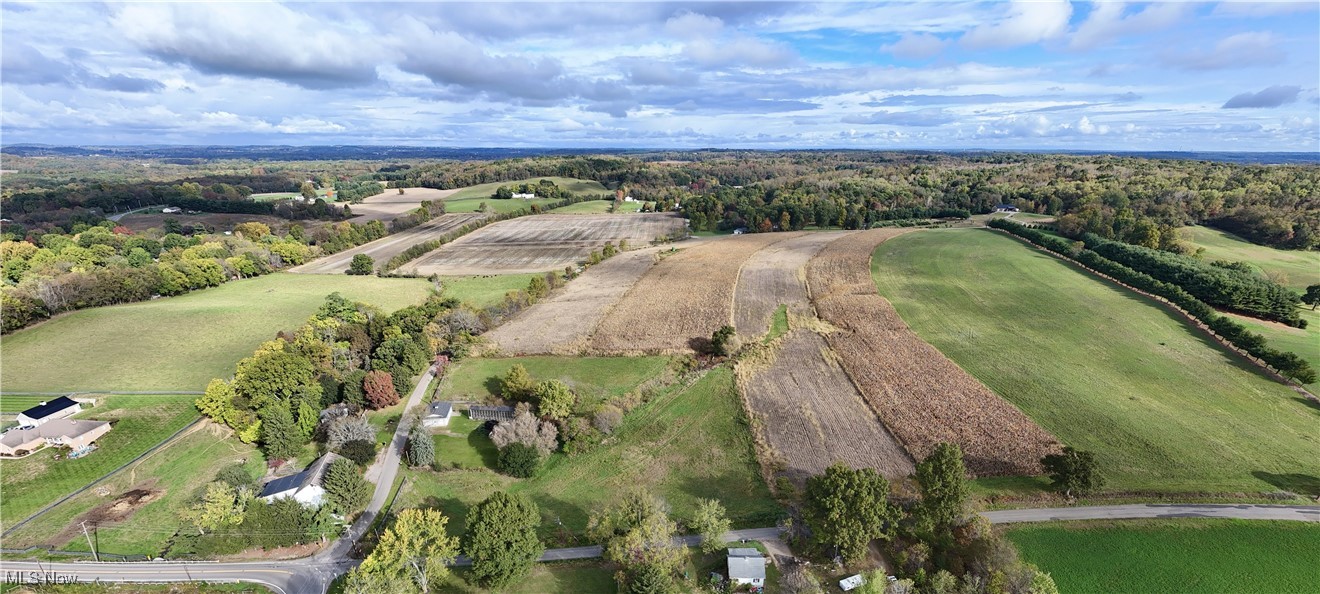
[402,361,779,541]
[438,274,544,309]
[442,177,609,214]
[1186,226,1320,291]
[1227,308,1319,392]
[0,273,432,393]
[871,229,1318,494]
[1006,519,1320,594]
[0,395,200,527]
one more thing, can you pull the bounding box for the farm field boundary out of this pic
[807,229,1058,477]
[591,233,802,354]
[290,213,486,274]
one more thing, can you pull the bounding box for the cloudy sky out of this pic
[2,1,1317,150]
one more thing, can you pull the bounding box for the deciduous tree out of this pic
[916,442,969,537]
[464,491,544,587]
[803,462,896,564]
[588,491,682,576]
[1041,447,1104,498]
[363,370,398,409]
[690,498,731,554]
[358,508,459,593]
[501,364,535,401]
[534,380,576,421]
[348,254,374,275]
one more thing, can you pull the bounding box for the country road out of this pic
[1,505,1314,593]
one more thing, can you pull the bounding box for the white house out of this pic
[993,204,1020,213]
[512,192,536,200]
[16,397,81,428]
[421,401,456,428]
[161,206,182,214]
[727,548,766,588]
[259,453,340,506]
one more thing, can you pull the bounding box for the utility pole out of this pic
[81,521,99,561]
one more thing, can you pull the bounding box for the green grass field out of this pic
[872,229,1318,493]
[1,273,432,392]
[401,366,779,541]
[1006,519,1320,594]
[0,395,50,413]
[3,423,262,558]
[440,177,609,214]
[249,189,331,202]
[436,562,617,593]
[0,395,200,528]
[1227,308,1319,392]
[438,356,671,409]
[1187,226,1320,290]
[547,199,615,214]
[438,274,543,309]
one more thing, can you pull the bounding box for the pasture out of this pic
[439,273,544,309]
[400,367,779,539]
[3,423,262,558]
[0,394,200,529]
[290,213,486,274]
[1226,308,1319,392]
[436,177,609,215]
[552,200,623,214]
[1006,519,1320,594]
[0,274,432,393]
[1187,226,1320,290]
[436,562,616,593]
[438,355,671,409]
[871,229,1318,493]
[400,214,685,276]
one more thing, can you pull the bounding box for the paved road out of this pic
[982,503,1320,524]
[2,506,1317,592]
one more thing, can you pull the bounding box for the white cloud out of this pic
[274,117,346,134]
[1070,2,1188,50]
[961,1,1073,49]
[881,34,948,60]
[1161,32,1285,70]
[664,12,723,39]
[683,37,798,68]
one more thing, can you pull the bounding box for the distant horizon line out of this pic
[4,143,1318,155]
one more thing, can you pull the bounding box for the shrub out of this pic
[405,427,435,467]
[339,439,378,465]
[710,325,739,356]
[347,254,374,275]
[498,443,542,478]
[593,405,623,434]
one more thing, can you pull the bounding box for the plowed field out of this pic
[806,230,1058,477]
[347,187,461,222]
[484,247,664,354]
[733,232,851,340]
[591,233,799,354]
[401,214,686,275]
[290,213,486,274]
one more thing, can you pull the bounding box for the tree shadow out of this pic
[421,495,474,538]
[482,375,503,399]
[1293,397,1320,414]
[688,336,712,353]
[530,492,590,547]
[1252,471,1320,497]
[467,430,499,469]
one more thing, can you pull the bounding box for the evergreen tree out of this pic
[916,442,969,537]
[260,401,301,461]
[322,457,371,513]
[406,426,435,467]
[464,492,544,588]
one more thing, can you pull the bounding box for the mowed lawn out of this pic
[436,562,616,594]
[0,395,200,527]
[438,274,544,309]
[4,423,261,558]
[0,273,432,392]
[872,229,1318,493]
[1186,226,1320,290]
[439,355,671,408]
[1006,519,1320,594]
[442,177,609,214]
[401,366,779,541]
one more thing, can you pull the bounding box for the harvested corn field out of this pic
[739,331,914,483]
[485,246,664,354]
[806,230,1058,476]
[346,187,461,222]
[400,213,686,275]
[591,233,800,354]
[290,213,486,274]
[733,231,852,339]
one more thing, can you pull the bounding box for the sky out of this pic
[1,1,1318,150]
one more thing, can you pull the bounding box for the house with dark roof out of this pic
[0,419,111,457]
[16,396,82,427]
[422,401,456,428]
[469,405,515,421]
[993,204,1020,213]
[727,548,766,588]
[259,453,341,506]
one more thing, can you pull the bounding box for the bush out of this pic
[405,427,435,467]
[347,254,374,275]
[339,439,378,465]
[710,325,739,356]
[593,405,623,434]
[498,443,542,478]
[216,464,257,492]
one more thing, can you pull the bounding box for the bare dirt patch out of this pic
[484,246,666,354]
[734,232,852,340]
[51,485,162,545]
[290,213,486,274]
[739,332,915,484]
[591,233,800,354]
[346,187,461,222]
[401,213,686,276]
[806,230,1059,477]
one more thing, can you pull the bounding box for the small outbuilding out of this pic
[259,453,341,506]
[727,548,767,588]
[422,401,456,428]
[839,574,864,591]
[469,405,515,422]
[16,396,82,427]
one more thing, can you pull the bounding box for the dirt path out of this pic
[733,231,852,340]
[484,245,669,354]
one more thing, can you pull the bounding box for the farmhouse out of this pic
[0,419,111,457]
[993,204,1020,213]
[512,192,536,199]
[421,401,456,428]
[259,453,341,506]
[727,548,767,588]
[16,396,82,427]
[469,405,515,421]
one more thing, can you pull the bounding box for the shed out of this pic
[16,397,82,427]
[469,405,515,421]
[727,548,766,588]
[422,401,456,428]
[839,574,864,591]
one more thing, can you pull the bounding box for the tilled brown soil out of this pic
[732,232,853,340]
[290,213,486,274]
[806,230,1059,477]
